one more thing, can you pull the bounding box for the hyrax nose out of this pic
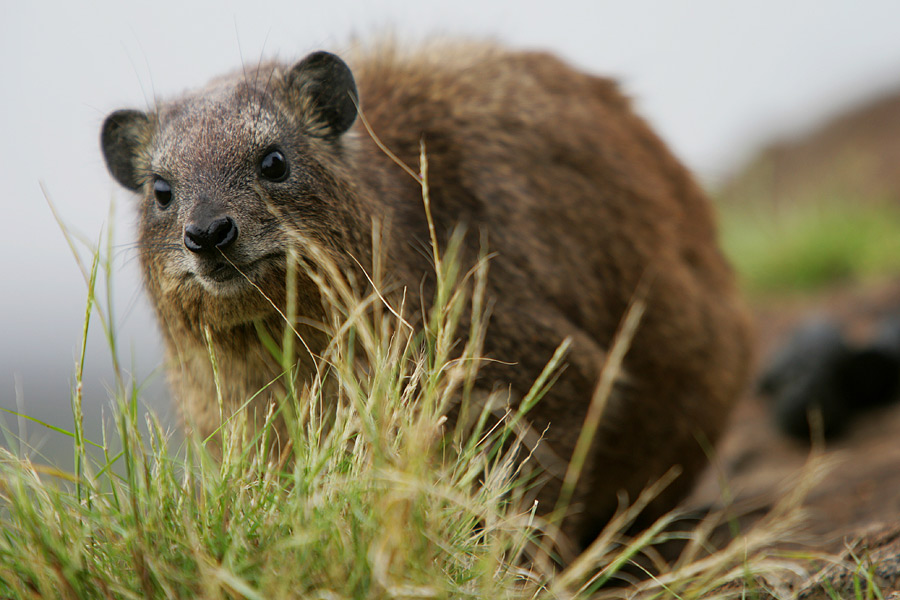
[183,216,238,253]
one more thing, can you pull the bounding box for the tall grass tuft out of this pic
[0,156,836,599]
[0,213,566,598]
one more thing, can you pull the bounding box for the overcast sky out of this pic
[3,0,900,458]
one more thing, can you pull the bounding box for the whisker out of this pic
[124,27,157,115]
[254,29,271,89]
[234,16,249,87]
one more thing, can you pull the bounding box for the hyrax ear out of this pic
[101,109,150,191]
[287,51,358,139]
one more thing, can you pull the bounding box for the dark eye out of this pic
[153,178,173,208]
[260,148,288,181]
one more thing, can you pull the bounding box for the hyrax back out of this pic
[101,42,751,550]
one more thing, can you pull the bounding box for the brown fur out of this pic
[101,41,752,552]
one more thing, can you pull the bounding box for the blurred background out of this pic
[3,0,900,464]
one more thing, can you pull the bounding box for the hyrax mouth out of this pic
[191,252,284,294]
[200,261,241,283]
[191,261,247,296]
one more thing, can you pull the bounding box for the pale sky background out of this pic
[3,0,900,461]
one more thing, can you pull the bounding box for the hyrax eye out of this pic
[259,148,288,181]
[153,178,173,208]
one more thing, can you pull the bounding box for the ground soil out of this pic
[685,278,900,597]
[685,82,900,597]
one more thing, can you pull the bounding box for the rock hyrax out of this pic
[100,42,752,550]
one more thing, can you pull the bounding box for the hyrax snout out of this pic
[100,43,752,552]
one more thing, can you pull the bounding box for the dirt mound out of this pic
[719,87,900,208]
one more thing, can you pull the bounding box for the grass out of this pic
[0,212,556,598]
[1,225,810,598]
[0,156,858,599]
[717,194,900,296]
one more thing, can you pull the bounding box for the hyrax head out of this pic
[100,52,359,327]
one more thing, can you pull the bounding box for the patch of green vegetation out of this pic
[0,220,555,599]
[0,180,835,598]
[718,197,900,295]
